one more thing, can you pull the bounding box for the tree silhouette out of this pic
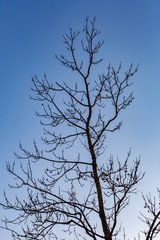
[138,189,160,240]
[2,17,158,240]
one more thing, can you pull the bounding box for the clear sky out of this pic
[1,0,160,239]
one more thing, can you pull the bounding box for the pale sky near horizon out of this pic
[1,0,160,239]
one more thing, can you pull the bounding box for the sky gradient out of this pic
[1,0,160,239]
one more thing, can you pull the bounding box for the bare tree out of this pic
[1,17,145,240]
[138,189,160,240]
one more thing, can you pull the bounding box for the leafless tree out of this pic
[138,189,160,240]
[1,17,146,240]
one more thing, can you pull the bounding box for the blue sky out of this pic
[1,0,160,239]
